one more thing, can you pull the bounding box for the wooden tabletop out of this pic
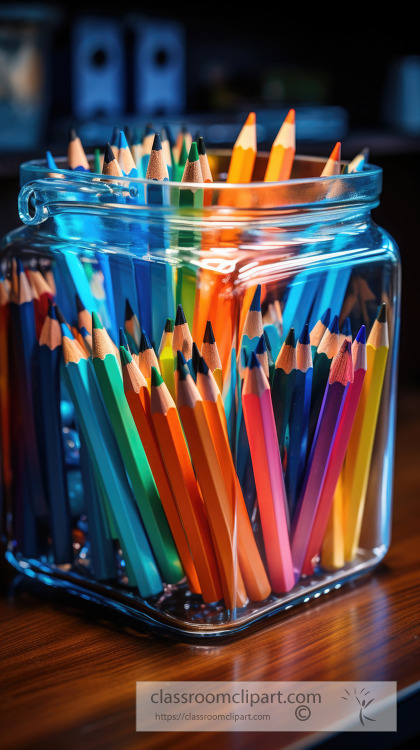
[1,386,419,750]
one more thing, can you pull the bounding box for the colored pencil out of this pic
[120,345,200,592]
[343,304,389,561]
[242,351,295,593]
[150,366,223,603]
[302,326,367,575]
[75,292,92,334]
[271,327,297,460]
[180,142,204,208]
[68,128,90,171]
[157,317,174,357]
[102,142,123,177]
[320,142,341,177]
[91,312,183,584]
[176,352,247,608]
[145,132,169,202]
[38,302,73,563]
[118,130,138,177]
[201,320,223,392]
[141,123,155,176]
[285,322,313,515]
[309,308,331,357]
[124,298,141,351]
[196,354,271,602]
[138,330,160,382]
[227,112,257,183]
[172,304,193,365]
[308,314,340,452]
[291,340,354,580]
[110,126,120,157]
[10,260,48,519]
[264,108,296,182]
[61,327,162,596]
[197,137,213,183]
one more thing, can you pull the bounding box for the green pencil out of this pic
[91,311,183,584]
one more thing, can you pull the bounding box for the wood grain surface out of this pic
[1,387,419,750]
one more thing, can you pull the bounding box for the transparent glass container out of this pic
[0,152,400,640]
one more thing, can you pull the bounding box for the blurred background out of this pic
[0,1,419,383]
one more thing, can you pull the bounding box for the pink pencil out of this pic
[291,340,354,581]
[242,351,294,593]
[301,327,367,575]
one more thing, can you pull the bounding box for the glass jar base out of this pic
[5,546,387,642]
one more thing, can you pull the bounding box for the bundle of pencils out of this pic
[1,113,392,614]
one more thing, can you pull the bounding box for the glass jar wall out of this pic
[0,154,400,639]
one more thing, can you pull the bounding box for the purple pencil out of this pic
[291,339,354,581]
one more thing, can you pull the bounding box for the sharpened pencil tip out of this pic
[188,141,199,163]
[151,366,164,387]
[299,322,310,345]
[330,315,339,335]
[245,112,256,126]
[263,329,272,352]
[119,344,132,366]
[152,133,162,151]
[355,325,366,344]
[249,284,261,312]
[203,320,215,344]
[377,302,387,323]
[285,327,296,347]
[60,322,73,339]
[48,299,57,319]
[69,128,77,141]
[92,311,103,330]
[139,330,152,352]
[104,142,115,164]
[248,350,260,369]
[176,349,189,378]
[119,327,128,349]
[255,334,267,354]
[175,304,186,326]
[197,354,209,375]
[55,305,67,326]
[285,108,295,124]
[164,318,174,333]
[321,308,331,326]
[197,136,206,155]
[124,298,134,320]
[118,130,129,150]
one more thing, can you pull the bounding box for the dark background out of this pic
[1,2,419,383]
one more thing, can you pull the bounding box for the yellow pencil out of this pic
[343,304,389,561]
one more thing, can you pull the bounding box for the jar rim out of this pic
[18,152,382,224]
[20,151,383,189]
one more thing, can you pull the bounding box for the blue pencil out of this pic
[285,322,313,517]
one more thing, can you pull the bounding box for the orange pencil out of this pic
[226,112,257,183]
[176,352,247,609]
[196,355,271,602]
[150,367,223,603]
[321,142,341,177]
[264,108,296,182]
[120,346,200,593]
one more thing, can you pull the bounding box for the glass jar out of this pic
[0,152,400,640]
